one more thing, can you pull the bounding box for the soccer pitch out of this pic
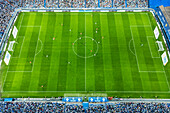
[1,12,170,98]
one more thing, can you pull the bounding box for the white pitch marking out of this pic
[18,36,25,58]
[35,39,43,56]
[129,39,136,56]
[146,36,160,58]
[32,26,42,72]
[130,27,140,72]
[146,13,154,31]
[139,71,165,73]
[8,71,32,72]
[2,90,170,93]
[18,13,25,31]
[21,26,41,27]
[85,14,87,91]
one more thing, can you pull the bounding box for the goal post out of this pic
[8,41,15,51]
[156,41,164,51]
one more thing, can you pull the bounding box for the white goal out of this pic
[156,41,164,51]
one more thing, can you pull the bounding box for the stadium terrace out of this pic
[0,0,170,112]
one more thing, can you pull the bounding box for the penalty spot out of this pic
[46,55,48,58]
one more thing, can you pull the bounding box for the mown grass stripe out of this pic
[134,14,160,91]
[100,13,114,91]
[65,13,78,91]
[10,13,37,91]
[114,13,133,91]
[28,13,48,91]
[107,13,123,91]
[129,14,151,91]
[47,13,63,91]
[86,13,95,91]
[93,13,105,91]
[57,13,70,91]
[20,13,43,91]
[42,13,58,91]
[38,14,55,91]
[120,13,135,91]
[76,13,85,91]
[127,14,144,91]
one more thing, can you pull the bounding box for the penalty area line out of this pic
[32,26,42,72]
[130,27,140,72]
[129,39,136,56]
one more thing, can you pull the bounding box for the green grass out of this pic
[1,12,170,98]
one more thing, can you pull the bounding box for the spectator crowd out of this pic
[0,102,170,112]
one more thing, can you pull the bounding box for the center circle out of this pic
[72,36,98,58]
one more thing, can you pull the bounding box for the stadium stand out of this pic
[0,1,14,35]
[159,5,170,27]
[100,0,112,8]
[0,101,170,112]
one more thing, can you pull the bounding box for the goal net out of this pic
[8,41,15,51]
[156,41,164,51]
